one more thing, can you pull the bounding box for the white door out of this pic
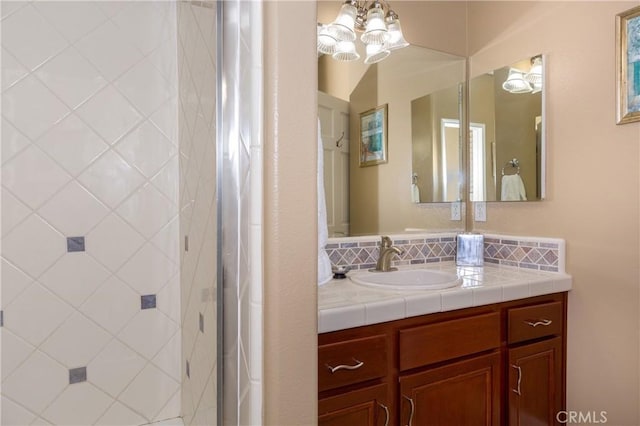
[318,91,350,237]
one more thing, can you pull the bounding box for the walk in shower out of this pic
[1,1,263,424]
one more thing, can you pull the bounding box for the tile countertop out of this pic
[318,262,572,334]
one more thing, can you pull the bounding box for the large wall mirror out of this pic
[469,56,546,202]
[318,46,466,237]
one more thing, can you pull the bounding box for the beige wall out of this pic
[469,2,640,424]
[264,1,317,424]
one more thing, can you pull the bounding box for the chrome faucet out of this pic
[372,236,404,272]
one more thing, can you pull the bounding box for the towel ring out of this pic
[501,158,520,176]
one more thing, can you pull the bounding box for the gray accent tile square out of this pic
[141,294,156,309]
[0,310,3,327]
[67,236,85,252]
[186,360,190,378]
[199,313,204,333]
[69,367,87,384]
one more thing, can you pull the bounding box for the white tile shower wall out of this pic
[1,2,181,425]
[177,2,217,426]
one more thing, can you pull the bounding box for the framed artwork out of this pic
[617,5,640,124]
[359,104,388,166]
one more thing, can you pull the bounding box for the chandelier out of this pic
[317,0,410,64]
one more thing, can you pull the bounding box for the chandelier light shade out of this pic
[333,40,360,61]
[502,55,544,94]
[317,24,337,55]
[318,0,409,64]
[364,42,390,64]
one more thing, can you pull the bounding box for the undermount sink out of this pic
[349,268,462,291]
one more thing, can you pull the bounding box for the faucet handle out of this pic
[380,236,392,248]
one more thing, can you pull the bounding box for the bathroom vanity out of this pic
[318,263,570,426]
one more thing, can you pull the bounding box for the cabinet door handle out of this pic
[326,359,364,373]
[402,395,415,426]
[511,364,522,395]
[524,318,552,327]
[378,403,389,426]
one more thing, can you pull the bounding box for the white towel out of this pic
[318,119,333,286]
[411,183,420,203]
[501,174,527,201]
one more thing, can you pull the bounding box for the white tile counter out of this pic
[318,262,572,333]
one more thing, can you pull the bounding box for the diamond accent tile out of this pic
[37,114,109,177]
[2,214,66,278]
[1,117,31,165]
[2,350,68,413]
[39,251,110,307]
[117,183,176,239]
[2,74,70,141]
[85,214,145,271]
[115,58,173,116]
[78,150,145,208]
[88,338,146,397]
[2,145,72,210]
[38,181,109,236]
[80,276,140,335]
[75,85,142,145]
[115,121,177,178]
[66,236,85,252]
[1,4,68,70]
[69,367,87,384]
[119,363,179,421]
[118,310,178,360]
[33,1,108,44]
[1,187,31,237]
[41,382,112,426]
[35,46,107,109]
[117,243,177,295]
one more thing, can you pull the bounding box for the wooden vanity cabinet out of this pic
[318,292,567,426]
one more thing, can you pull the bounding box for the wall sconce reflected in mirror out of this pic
[502,55,543,94]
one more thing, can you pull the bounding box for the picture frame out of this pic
[616,5,640,124]
[359,104,388,167]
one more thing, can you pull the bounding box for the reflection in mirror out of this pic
[410,84,463,203]
[319,46,465,237]
[469,55,545,202]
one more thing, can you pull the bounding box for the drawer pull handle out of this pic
[511,364,522,395]
[524,319,552,327]
[403,395,415,426]
[378,403,389,426]
[326,359,364,373]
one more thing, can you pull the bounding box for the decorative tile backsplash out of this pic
[326,233,458,270]
[326,233,565,273]
[483,234,564,272]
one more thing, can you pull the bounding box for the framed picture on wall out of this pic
[616,5,640,124]
[359,104,388,167]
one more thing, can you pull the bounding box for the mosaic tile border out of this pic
[483,234,565,273]
[325,233,566,273]
[326,233,458,270]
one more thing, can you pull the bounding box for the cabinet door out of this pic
[508,337,563,426]
[319,383,390,426]
[399,352,501,426]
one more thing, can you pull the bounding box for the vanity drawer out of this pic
[319,335,387,392]
[399,312,500,371]
[508,301,563,344]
